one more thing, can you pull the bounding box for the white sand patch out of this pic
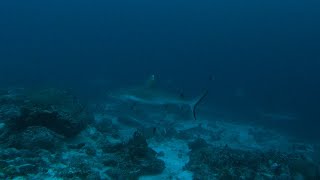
[140,139,193,180]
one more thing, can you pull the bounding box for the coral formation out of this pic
[0,88,319,179]
[3,88,94,138]
[185,138,320,180]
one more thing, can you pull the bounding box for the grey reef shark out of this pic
[108,75,208,120]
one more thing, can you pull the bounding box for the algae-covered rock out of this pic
[104,131,165,179]
[7,88,94,137]
[8,126,63,150]
[185,139,320,180]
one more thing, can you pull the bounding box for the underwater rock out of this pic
[104,131,165,179]
[185,139,320,180]
[188,138,209,151]
[0,148,51,178]
[67,143,86,150]
[210,130,223,141]
[146,126,179,140]
[6,88,94,137]
[0,88,24,105]
[0,88,26,120]
[102,154,119,167]
[101,142,124,153]
[56,153,96,179]
[0,105,21,121]
[83,144,97,156]
[94,117,120,139]
[139,127,158,139]
[0,148,26,159]
[176,130,194,140]
[16,164,37,175]
[289,158,320,179]
[8,126,63,150]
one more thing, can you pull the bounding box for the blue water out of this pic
[0,0,320,140]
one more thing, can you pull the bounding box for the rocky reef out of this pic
[103,131,165,179]
[0,87,319,179]
[0,88,165,179]
[185,138,320,180]
[5,88,94,138]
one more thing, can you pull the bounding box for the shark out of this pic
[108,75,208,120]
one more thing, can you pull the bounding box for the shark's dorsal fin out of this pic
[145,74,156,88]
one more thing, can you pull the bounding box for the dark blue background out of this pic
[0,0,319,140]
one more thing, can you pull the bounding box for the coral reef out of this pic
[3,88,94,138]
[0,87,166,179]
[185,138,320,180]
[0,87,319,179]
[8,126,63,150]
[103,131,165,179]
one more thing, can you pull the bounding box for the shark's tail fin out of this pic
[190,90,208,120]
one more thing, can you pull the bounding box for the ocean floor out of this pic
[0,88,319,179]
